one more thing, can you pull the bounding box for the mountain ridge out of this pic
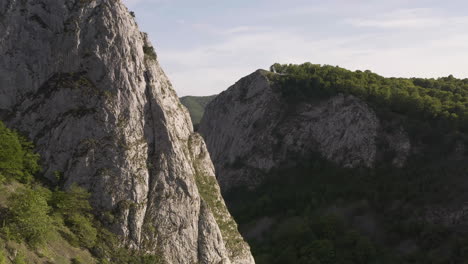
[180,95,217,128]
[198,64,468,263]
[0,0,253,263]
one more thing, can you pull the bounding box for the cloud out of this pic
[224,26,270,35]
[348,8,468,29]
[122,0,170,8]
[123,2,468,96]
[157,22,468,96]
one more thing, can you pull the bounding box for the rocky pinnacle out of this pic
[0,0,254,263]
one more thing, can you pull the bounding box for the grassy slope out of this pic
[180,95,217,126]
[0,182,97,264]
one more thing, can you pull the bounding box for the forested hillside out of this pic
[270,63,468,132]
[180,95,217,128]
[0,121,159,264]
[227,153,468,264]
[200,63,468,264]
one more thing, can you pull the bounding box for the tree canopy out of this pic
[0,121,40,183]
[270,63,468,131]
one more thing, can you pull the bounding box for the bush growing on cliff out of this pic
[143,45,157,61]
[12,252,26,264]
[0,119,162,262]
[50,185,97,248]
[0,250,6,264]
[0,122,22,178]
[0,121,40,183]
[4,187,53,246]
[68,213,98,248]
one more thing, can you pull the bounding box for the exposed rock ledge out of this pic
[199,70,411,192]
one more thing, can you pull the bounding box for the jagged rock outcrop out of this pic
[199,70,411,192]
[0,0,253,263]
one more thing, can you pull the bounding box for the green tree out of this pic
[0,121,24,180]
[310,239,335,264]
[0,121,40,183]
[51,185,97,248]
[12,251,26,264]
[67,213,97,248]
[51,184,93,216]
[6,187,53,246]
[17,135,41,182]
[269,63,468,131]
[0,250,6,264]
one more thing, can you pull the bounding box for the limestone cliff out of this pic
[0,0,253,263]
[199,70,411,192]
[198,68,468,263]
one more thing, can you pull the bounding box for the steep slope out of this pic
[0,0,253,263]
[180,95,217,128]
[0,120,101,264]
[0,182,98,264]
[199,69,410,192]
[199,65,468,263]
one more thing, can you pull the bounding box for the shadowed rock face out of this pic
[0,0,253,263]
[199,70,411,192]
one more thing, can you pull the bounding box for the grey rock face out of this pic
[189,134,255,264]
[0,0,253,263]
[199,70,411,192]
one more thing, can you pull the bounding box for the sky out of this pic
[122,0,468,96]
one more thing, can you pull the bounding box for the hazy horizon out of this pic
[123,0,468,97]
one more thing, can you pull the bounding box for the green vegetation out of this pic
[223,63,468,264]
[0,120,162,263]
[194,168,244,255]
[180,95,217,129]
[50,185,97,248]
[143,45,157,61]
[4,187,53,246]
[0,250,6,264]
[227,153,468,264]
[270,63,468,132]
[12,252,26,264]
[189,135,245,257]
[0,121,40,183]
[71,257,84,264]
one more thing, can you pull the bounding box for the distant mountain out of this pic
[199,63,468,264]
[180,95,217,128]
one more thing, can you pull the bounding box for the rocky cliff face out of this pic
[199,70,411,192]
[199,69,468,263]
[0,0,253,263]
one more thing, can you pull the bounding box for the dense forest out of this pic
[0,121,160,264]
[227,153,468,264]
[270,63,468,132]
[222,63,468,264]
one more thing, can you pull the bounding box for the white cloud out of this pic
[157,22,468,96]
[348,8,468,29]
[125,2,468,96]
[122,0,170,8]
